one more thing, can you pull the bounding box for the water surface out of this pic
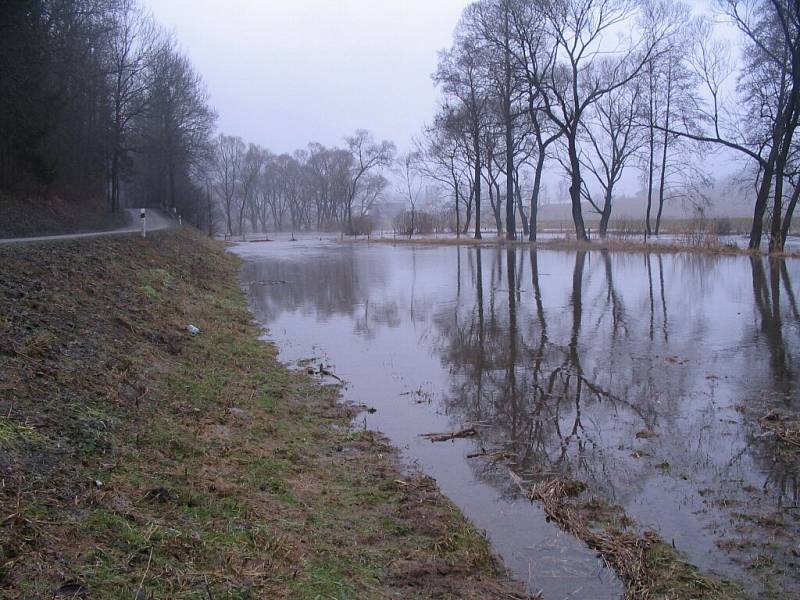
[234,238,800,599]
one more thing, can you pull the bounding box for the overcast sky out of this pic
[144,0,742,203]
[145,0,470,154]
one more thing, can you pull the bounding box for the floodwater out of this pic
[233,237,800,599]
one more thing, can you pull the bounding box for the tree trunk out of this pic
[749,158,777,250]
[528,152,545,241]
[238,201,246,238]
[503,3,515,240]
[490,180,503,234]
[599,187,613,237]
[473,132,482,239]
[463,187,473,236]
[655,64,672,235]
[206,183,213,237]
[455,179,461,238]
[769,113,799,252]
[110,151,120,213]
[168,159,176,212]
[646,118,655,237]
[770,165,785,253]
[568,137,588,241]
[225,199,233,236]
[515,174,529,237]
[780,183,799,247]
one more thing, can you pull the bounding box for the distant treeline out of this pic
[209,131,396,238]
[0,0,215,226]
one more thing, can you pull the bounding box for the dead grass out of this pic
[759,411,800,451]
[515,475,744,600]
[0,229,528,599]
[355,234,800,258]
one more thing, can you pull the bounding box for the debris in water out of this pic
[421,426,478,442]
[527,477,587,500]
[318,364,343,382]
[466,450,514,460]
[759,411,800,449]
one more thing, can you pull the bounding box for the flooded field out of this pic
[233,238,800,599]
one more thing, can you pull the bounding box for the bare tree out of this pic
[471,0,522,239]
[419,109,476,237]
[143,40,216,213]
[661,1,800,251]
[636,0,706,235]
[213,134,244,236]
[514,0,671,241]
[435,21,490,239]
[104,0,160,212]
[397,151,423,238]
[237,143,265,237]
[508,0,565,240]
[580,74,645,236]
[343,129,395,234]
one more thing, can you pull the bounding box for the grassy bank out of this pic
[0,229,526,599]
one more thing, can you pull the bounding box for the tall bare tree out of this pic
[343,129,394,234]
[661,1,800,251]
[105,0,159,212]
[580,74,645,236]
[435,20,490,239]
[213,134,244,236]
[513,0,671,241]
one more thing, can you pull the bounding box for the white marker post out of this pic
[140,208,147,238]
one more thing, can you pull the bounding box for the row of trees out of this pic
[207,130,396,237]
[422,0,800,252]
[0,0,216,225]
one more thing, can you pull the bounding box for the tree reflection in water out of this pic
[433,248,799,592]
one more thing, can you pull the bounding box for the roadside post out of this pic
[140,208,146,238]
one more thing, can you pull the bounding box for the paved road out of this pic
[0,208,175,245]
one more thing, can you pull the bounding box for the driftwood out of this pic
[319,366,343,382]
[466,450,514,460]
[248,279,286,286]
[421,427,477,443]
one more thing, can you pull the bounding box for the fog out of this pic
[144,0,734,203]
[146,0,470,153]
